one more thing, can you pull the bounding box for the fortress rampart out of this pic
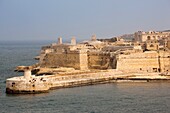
[6,33,170,94]
[117,51,170,72]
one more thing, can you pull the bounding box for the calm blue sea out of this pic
[0,41,170,113]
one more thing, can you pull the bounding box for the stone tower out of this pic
[71,37,76,45]
[91,34,97,41]
[58,37,62,44]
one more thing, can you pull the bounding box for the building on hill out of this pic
[134,31,170,42]
[117,50,170,73]
[38,33,170,73]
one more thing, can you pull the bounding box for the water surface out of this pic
[0,41,170,113]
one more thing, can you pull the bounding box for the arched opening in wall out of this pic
[153,68,157,72]
[150,44,154,47]
[158,68,160,72]
[147,36,151,40]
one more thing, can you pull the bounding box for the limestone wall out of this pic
[167,40,170,49]
[88,52,111,69]
[117,57,159,72]
[79,52,88,70]
[117,51,170,72]
[41,52,87,70]
[159,51,170,72]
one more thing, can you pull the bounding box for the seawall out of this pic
[6,70,118,94]
[6,70,170,94]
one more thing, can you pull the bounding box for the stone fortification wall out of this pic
[40,44,119,70]
[39,43,89,70]
[167,40,170,49]
[88,51,111,69]
[117,51,170,72]
[159,51,170,72]
[41,50,88,70]
[117,51,159,72]
[79,51,88,70]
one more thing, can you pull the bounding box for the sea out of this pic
[0,41,170,113]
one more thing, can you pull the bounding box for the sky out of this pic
[0,0,170,41]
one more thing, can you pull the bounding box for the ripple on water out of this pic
[1,42,170,113]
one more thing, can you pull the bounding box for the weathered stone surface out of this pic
[6,69,170,94]
[6,33,170,94]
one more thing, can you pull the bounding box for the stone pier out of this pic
[6,69,170,94]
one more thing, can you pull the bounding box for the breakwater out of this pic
[6,69,170,94]
[6,70,117,94]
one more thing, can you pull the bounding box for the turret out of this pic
[91,34,97,41]
[58,37,62,44]
[71,37,76,45]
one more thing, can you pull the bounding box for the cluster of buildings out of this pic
[38,30,170,74]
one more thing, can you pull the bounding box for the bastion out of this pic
[6,35,170,94]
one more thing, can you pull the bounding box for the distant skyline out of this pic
[0,0,170,41]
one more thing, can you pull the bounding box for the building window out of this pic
[158,68,160,72]
[147,36,151,40]
[153,68,157,72]
[150,44,154,47]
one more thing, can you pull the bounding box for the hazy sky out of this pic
[0,0,170,41]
